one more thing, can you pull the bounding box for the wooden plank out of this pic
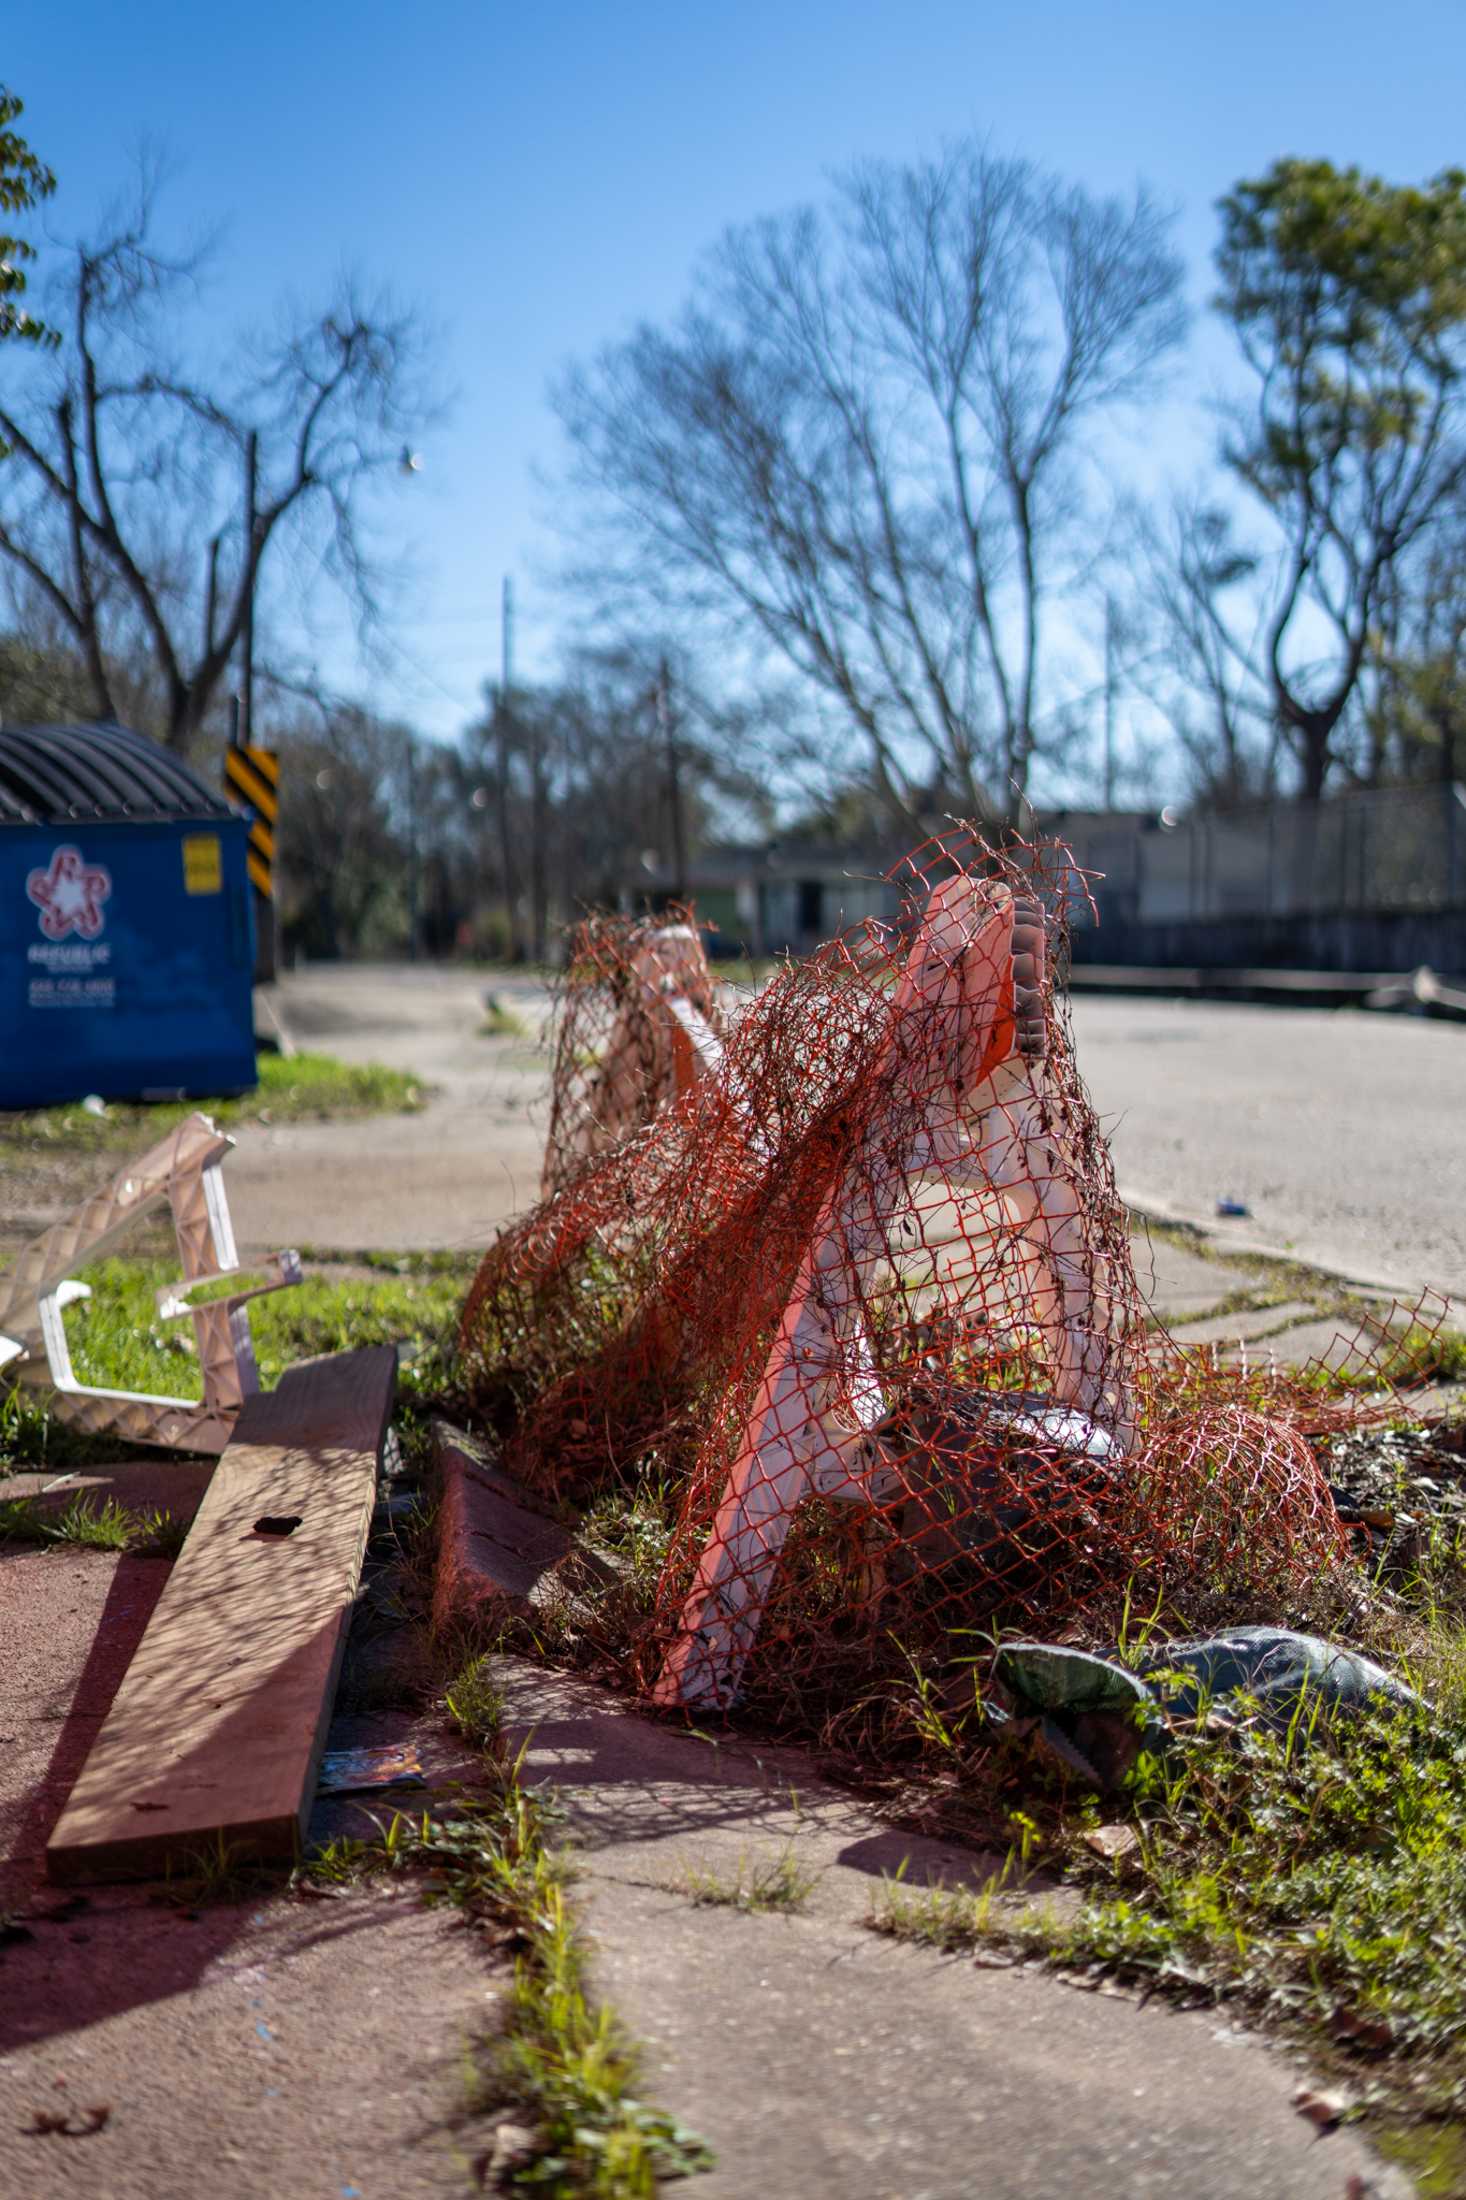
[46,1346,396,1883]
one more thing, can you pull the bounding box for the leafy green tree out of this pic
[0,87,56,351]
[1216,158,1466,796]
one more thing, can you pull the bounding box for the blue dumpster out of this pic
[0,721,257,1107]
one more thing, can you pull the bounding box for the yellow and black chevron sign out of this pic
[223,744,279,899]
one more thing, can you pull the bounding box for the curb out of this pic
[1120,1185,1463,1318]
[430,1418,573,1637]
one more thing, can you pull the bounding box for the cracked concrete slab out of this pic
[495,1659,1409,2200]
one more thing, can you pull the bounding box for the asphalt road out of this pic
[1071,993,1466,1298]
[263,965,1465,1300]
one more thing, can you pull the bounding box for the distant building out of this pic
[624,814,1161,957]
[624,839,907,958]
[626,783,1466,972]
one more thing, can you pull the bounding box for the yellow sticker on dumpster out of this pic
[182,833,223,894]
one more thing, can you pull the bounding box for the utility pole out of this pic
[205,532,222,661]
[405,730,420,961]
[1103,595,1117,813]
[495,577,520,959]
[526,601,547,965]
[658,655,688,900]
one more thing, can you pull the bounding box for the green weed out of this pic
[0,1384,128,1476]
[1374,2119,1466,2199]
[681,1845,816,1915]
[302,1833,374,1886]
[1373,1324,1466,1389]
[978,1709,1466,2118]
[867,1850,1020,1951]
[0,1491,188,1555]
[443,1652,506,1754]
[301,1651,713,2195]
[481,1880,711,2196]
[0,1049,423,1163]
[1402,1623,1466,1726]
[162,1832,271,1909]
[131,1507,192,1558]
[1161,1280,1309,1331]
[298,1246,481,1281]
[45,1493,134,1549]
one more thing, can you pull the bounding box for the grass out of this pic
[1022,1710,1466,2109]
[297,1245,482,1281]
[867,1857,1025,1951]
[1159,1287,1300,1332]
[1374,1324,1466,1388]
[38,1258,457,1408]
[0,1255,463,1472]
[1374,2119,1466,2198]
[0,1049,425,1164]
[162,1831,275,1909]
[1279,1320,1466,1400]
[869,1692,1466,2131]
[1405,1619,1466,1727]
[681,1845,817,1915]
[848,1496,1466,2157]
[442,1649,507,1752]
[0,1489,188,1555]
[480,999,531,1040]
[305,1652,713,2196]
[433,1656,712,2193]
[476,1861,711,2195]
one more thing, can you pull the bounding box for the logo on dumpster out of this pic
[26,845,112,941]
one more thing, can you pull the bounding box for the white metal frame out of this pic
[0,1112,300,1453]
[553,923,724,1188]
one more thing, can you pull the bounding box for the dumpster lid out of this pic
[0,720,235,826]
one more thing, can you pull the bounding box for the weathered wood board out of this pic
[46,1346,396,1883]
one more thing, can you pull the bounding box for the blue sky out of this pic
[7,1,1466,751]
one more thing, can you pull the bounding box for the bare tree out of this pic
[271,701,413,959]
[0,179,428,750]
[1357,513,1466,788]
[556,144,1185,826]
[456,644,768,958]
[1127,495,1280,806]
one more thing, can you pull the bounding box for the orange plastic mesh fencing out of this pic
[461,828,1429,1723]
[540,906,722,1200]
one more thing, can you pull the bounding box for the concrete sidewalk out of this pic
[0,1547,1408,2200]
[0,963,1453,2199]
[0,1523,492,2200]
[491,1658,1406,2200]
[227,965,551,1260]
